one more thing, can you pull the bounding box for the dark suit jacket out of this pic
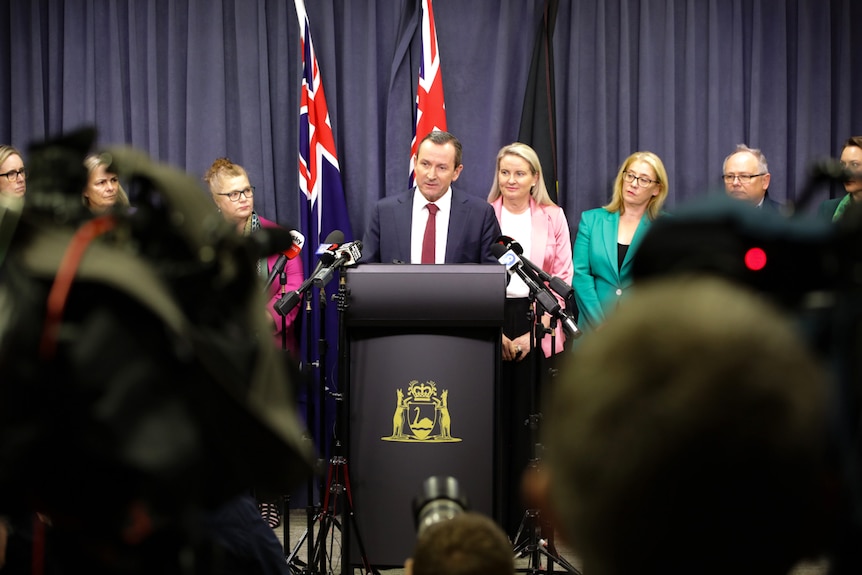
[362,188,502,263]
[760,193,783,211]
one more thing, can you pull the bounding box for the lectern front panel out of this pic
[347,328,497,567]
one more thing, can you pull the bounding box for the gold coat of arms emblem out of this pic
[381,380,461,443]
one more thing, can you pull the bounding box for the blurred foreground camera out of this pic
[412,476,469,536]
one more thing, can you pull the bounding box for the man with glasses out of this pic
[722,144,781,210]
[0,145,26,198]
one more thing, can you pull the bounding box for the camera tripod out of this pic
[511,461,581,575]
[286,436,374,575]
[508,309,581,575]
[287,273,375,575]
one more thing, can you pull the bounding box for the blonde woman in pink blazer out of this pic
[487,142,573,537]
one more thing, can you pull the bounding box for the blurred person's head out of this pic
[203,157,255,233]
[544,276,832,575]
[723,144,771,205]
[405,512,514,575]
[487,142,555,208]
[0,145,26,198]
[605,151,668,219]
[83,154,130,213]
[840,136,862,199]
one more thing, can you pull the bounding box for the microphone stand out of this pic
[279,270,289,551]
[287,270,375,575]
[511,286,581,575]
[314,271,374,575]
[280,271,288,352]
[259,264,295,544]
[317,283,329,516]
[285,286,318,573]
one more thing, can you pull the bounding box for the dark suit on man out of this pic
[362,188,502,263]
[759,192,783,211]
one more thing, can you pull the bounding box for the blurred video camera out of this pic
[412,476,470,536]
[0,128,313,571]
[632,164,862,575]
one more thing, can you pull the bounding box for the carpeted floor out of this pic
[273,508,579,574]
[269,508,828,575]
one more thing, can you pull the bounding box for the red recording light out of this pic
[744,247,767,271]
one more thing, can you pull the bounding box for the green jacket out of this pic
[572,208,654,330]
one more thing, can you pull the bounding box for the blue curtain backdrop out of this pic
[2,0,861,233]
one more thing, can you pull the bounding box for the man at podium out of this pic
[362,131,500,264]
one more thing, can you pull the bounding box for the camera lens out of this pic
[413,476,469,536]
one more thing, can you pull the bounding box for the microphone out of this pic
[264,230,306,290]
[495,235,574,300]
[492,244,581,339]
[312,240,363,287]
[310,230,346,277]
[273,229,344,316]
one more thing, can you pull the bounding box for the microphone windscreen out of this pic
[250,226,296,258]
[490,243,509,259]
[289,230,306,248]
[495,235,523,254]
[284,243,302,259]
[323,229,345,244]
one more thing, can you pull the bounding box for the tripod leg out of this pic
[286,526,310,566]
[534,545,581,575]
[512,509,538,556]
[282,495,290,556]
[512,509,581,575]
[340,461,376,575]
[313,513,337,574]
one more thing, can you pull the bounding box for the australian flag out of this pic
[408,0,448,186]
[295,0,352,459]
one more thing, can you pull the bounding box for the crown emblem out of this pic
[381,380,461,443]
[408,380,436,401]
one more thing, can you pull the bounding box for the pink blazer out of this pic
[491,197,574,357]
[260,217,304,354]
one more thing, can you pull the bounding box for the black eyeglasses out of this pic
[217,186,254,202]
[623,172,658,187]
[1,168,26,181]
[722,173,765,184]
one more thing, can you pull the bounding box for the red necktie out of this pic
[421,203,439,264]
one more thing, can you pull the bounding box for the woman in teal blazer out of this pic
[572,151,669,330]
[818,136,862,222]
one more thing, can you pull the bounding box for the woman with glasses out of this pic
[572,151,669,330]
[0,145,26,198]
[82,154,130,213]
[203,157,304,354]
[819,136,862,222]
[204,157,304,531]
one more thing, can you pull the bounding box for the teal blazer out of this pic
[572,208,654,330]
[817,197,842,222]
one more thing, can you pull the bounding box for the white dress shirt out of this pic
[410,187,453,264]
[500,205,532,298]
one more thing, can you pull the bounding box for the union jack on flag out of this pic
[408,0,448,186]
[296,0,352,251]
